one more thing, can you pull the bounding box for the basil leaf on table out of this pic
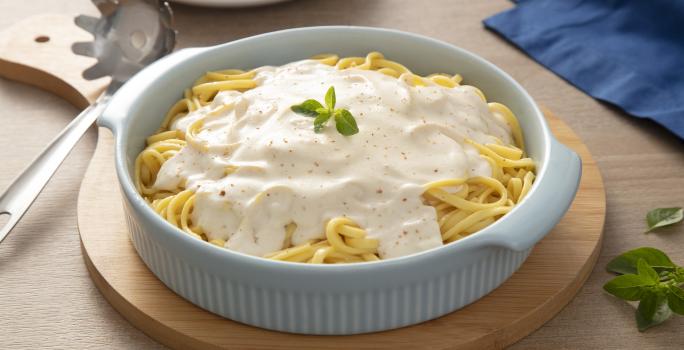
[636,294,672,332]
[645,207,683,233]
[606,247,676,275]
[603,274,655,301]
[637,258,660,283]
[667,286,684,315]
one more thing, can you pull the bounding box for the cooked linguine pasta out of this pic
[134,52,535,263]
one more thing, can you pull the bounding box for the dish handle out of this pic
[97,47,207,133]
[487,138,582,252]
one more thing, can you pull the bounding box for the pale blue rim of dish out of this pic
[99,25,581,273]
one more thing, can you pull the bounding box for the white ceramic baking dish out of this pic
[97,26,582,335]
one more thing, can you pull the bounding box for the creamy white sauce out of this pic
[154,60,512,259]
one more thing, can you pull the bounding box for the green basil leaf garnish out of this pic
[334,109,359,136]
[325,85,336,110]
[291,99,324,117]
[637,258,660,283]
[636,294,672,332]
[313,110,331,133]
[290,86,359,136]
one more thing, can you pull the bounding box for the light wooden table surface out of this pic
[1,1,682,349]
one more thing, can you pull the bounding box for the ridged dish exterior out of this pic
[124,199,531,334]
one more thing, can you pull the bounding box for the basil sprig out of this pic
[290,86,359,136]
[604,247,684,331]
[645,207,683,233]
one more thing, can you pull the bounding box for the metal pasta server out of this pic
[0,0,175,243]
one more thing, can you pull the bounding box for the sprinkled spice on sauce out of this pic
[153,60,511,259]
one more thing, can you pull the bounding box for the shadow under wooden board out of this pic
[77,110,606,350]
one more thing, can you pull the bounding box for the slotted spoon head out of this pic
[72,0,176,84]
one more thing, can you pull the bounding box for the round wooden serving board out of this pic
[0,14,606,350]
[76,111,605,350]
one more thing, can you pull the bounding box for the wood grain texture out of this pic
[1,0,683,349]
[0,14,109,109]
[77,112,605,350]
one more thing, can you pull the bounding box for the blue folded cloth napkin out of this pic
[484,0,684,139]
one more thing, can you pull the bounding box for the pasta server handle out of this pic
[0,14,108,243]
[0,97,110,244]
